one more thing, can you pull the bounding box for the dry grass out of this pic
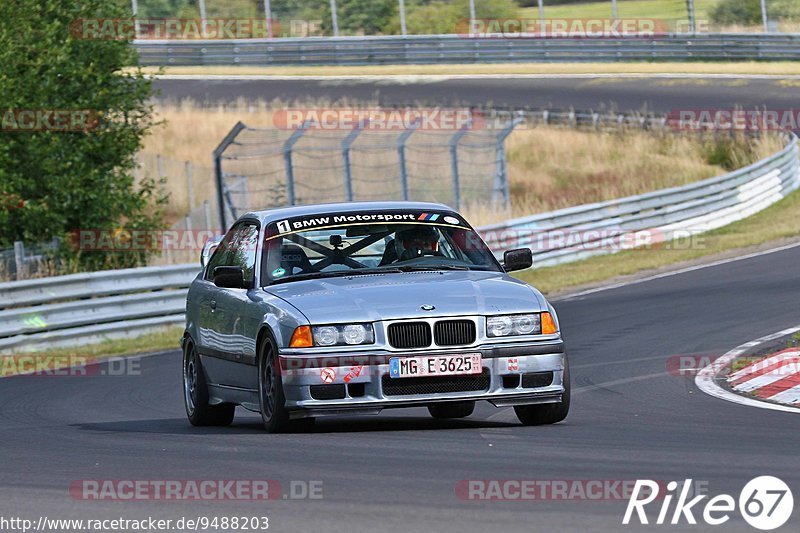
[0,327,183,372]
[142,100,775,228]
[501,129,733,221]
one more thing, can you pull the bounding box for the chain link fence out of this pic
[0,239,61,282]
[213,112,521,229]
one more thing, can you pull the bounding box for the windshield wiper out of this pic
[267,268,404,285]
[395,264,472,272]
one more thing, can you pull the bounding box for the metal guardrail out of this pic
[0,263,198,308]
[480,133,800,267]
[134,33,800,66]
[0,264,198,352]
[1,134,798,353]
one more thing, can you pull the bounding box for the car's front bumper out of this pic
[278,340,567,419]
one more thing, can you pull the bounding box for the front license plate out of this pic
[389,354,482,379]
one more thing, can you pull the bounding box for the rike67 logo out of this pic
[624,477,793,530]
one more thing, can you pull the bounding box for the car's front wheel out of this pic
[428,401,475,419]
[183,340,235,427]
[514,361,570,426]
[257,333,294,433]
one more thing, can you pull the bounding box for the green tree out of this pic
[206,0,259,19]
[136,0,195,19]
[295,0,397,36]
[710,0,800,25]
[709,0,763,25]
[0,0,165,271]
[136,0,259,20]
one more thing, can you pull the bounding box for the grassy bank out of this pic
[1,327,183,377]
[521,0,717,21]
[520,0,800,33]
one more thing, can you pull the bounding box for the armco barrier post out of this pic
[13,242,25,281]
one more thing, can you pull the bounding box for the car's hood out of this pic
[263,271,545,324]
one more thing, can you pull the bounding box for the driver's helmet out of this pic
[395,226,439,261]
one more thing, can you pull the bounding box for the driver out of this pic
[395,226,440,261]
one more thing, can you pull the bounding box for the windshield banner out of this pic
[271,211,468,238]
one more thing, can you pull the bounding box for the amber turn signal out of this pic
[289,325,314,348]
[541,312,557,335]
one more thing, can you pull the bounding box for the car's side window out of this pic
[204,223,260,282]
[235,224,260,282]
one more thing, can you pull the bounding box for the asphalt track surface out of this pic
[1,244,799,532]
[154,76,800,113]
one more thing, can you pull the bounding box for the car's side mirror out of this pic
[213,266,248,289]
[503,248,533,272]
[200,237,221,268]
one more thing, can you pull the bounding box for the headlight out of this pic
[486,313,555,337]
[310,324,375,346]
[314,326,339,346]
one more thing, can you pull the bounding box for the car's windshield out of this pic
[262,210,501,284]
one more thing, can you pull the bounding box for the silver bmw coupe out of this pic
[183,201,569,432]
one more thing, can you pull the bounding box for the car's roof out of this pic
[245,201,457,224]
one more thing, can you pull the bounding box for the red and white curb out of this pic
[727,349,800,405]
[695,325,800,413]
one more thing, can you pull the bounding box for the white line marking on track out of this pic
[557,240,800,301]
[572,372,667,394]
[695,325,800,413]
[571,354,668,369]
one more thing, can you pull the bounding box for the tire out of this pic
[257,332,293,433]
[428,401,475,419]
[183,340,235,427]
[514,360,570,426]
